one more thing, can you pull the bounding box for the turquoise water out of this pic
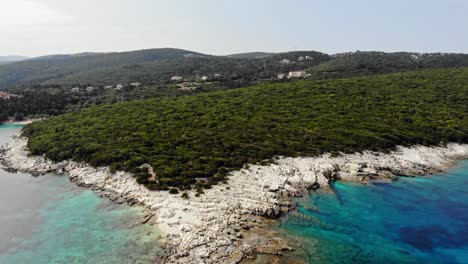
[0,125,165,264]
[280,161,468,264]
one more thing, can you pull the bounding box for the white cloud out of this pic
[0,0,71,26]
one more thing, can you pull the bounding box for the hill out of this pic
[0,56,29,62]
[308,51,468,79]
[227,52,276,59]
[0,56,29,65]
[0,48,207,89]
[44,51,329,87]
[22,68,468,192]
[2,49,468,90]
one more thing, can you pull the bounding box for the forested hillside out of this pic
[227,52,276,59]
[0,56,29,63]
[0,48,206,89]
[1,49,467,91]
[22,68,468,193]
[49,51,329,88]
[308,51,468,79]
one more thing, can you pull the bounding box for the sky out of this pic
[1,0,467,57]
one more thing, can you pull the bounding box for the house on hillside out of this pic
[71,87,80,93]
[298,56,314,62]
[201,76,209,81]
[177,82,197,91]
[0,92,18,99]
[280,59,291,65]
[115,84,124,90]
[104,85,113,90]
[131,82,141,87]
[171,76,183,81]
[86,86,95,92]
[277,73,286,80]
[288,71,307,78]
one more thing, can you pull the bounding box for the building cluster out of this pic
[277,71,310,79]
[177,82,197,91]
[71,82,142,93]
[170,73,220,83]
[71,86,96,93]
[170,73,221,91]
[279,56,315,65]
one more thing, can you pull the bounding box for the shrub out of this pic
[169,188,179,194]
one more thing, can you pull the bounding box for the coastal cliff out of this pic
[1,134,467,263]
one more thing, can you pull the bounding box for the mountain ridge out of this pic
[1,48,467,89]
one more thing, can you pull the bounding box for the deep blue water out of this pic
[280,161,468,264]
[0,125,164,264]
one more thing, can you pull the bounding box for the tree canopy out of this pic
[22,68,468,192]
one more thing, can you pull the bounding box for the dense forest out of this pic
[308,51,468,79]
[2,49,467,91]
[0,49,328,89]
[0,88,109,122]
[1,50,468,122]
[0,80,247,122]
[22,68,468,193]
[0,49,206,89]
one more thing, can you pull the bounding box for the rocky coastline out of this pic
[1,133,467,263]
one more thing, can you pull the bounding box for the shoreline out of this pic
[1,134,467,263]
[1,118,42,126]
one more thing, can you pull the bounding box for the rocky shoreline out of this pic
[1,134,467,263]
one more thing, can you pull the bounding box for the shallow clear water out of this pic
[0,124,164,264]
[280,161,468,264]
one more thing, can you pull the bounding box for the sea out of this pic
[0,124,164,264]
[279,160,468,264]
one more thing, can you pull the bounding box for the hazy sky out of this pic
[1,0,467,57]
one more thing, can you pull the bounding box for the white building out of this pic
[201,76,209,81]
[131,82,141,87]
[104,85,113,90]
[115,84,124,90]
[86,86,95,92]
[171,76,183,81]
[277,73,286,79]
[288,71,307,78]
[71,87,80,93]
[280,59,291,64]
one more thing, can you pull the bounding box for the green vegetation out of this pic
[2,50,467,123]
[227,52,276,59]
[0,50,329,121]
[22,68,468,192]
[0,48,205,89]
[0,89,94,121]
[308,51,468,79]
[0,49,328,89]
[2,49,467,91]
